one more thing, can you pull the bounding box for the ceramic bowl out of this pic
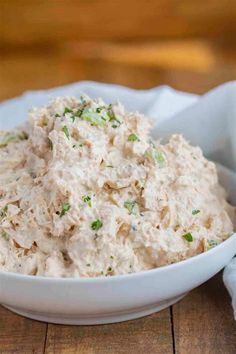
[0,82,236,324]
[0,232,235,324]
[1,162,235,324]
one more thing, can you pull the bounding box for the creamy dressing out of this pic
[0,96,235,277]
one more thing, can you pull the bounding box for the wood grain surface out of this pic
[45,308,173,354]
[1,0,236,46]
[0,273,235,353]
[0,306,47,353]
[1,1,236,100]
[173,273,236,354]
[1,1,236,353]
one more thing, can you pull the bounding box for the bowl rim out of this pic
[0,233,235,284]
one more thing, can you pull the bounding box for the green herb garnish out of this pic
[111,118,122,128]
[128,133,140,142]
[80,95,87,104]
[18,131,28,140]
[145,149,165,166]
[192,209,200,215]
[42,118,48,126]
[60,203,71,217]
[107,104,115,118]
[83,195,92,207]
[80,108,110,127]
[48,138,53,150]
[91,219,103,231]
[207,239,218,248]
[0,133,17,148]
[62,125,70,139]
[63,107,73,115]
[107,266,113,273]
[96,107,105,113]
[182,232,193,242]
[74,108,84,118]
[107,105,122,128]
[1,231,9,241]
[0,205,8,221]
[124,201,136,214]
[86,263,91,267]
[154,151,165,165]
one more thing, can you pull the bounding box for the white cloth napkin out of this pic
[0,80,236,317]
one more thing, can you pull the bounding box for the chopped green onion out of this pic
[124,201,136,214]
[107,106,122,128]
[1,231,9,241]
[80,95,87,104]
[154,151,165,165]
[0,133,17,148]
[74,103,122,128]
[80,108,110,127]
[96,106,105,113]
[207,239,218,248]
[107,165,114,168]
[42,118,48,126]
[55,113,60,118]
[63,107,73,115]
[192,209,200,215]
[111,119,122,128]
[107,104,115,119]
[145,149,165,166]
[182,232,193,242]
[128,133,140,142]
[91,219,103,231]
[48,138,53,150]
[83,195,92,207]
[74,108,84,118]
[0,205,8,221]
[60,203,71,217]
[107,266,113,273]
[110,255,114,259]
[18,131,28,140]
[86,263,91,267]
[62,125,70,139]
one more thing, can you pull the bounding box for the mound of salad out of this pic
[0,95,235,277]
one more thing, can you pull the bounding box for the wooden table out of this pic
[0,273,235,353]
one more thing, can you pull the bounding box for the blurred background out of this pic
[1,0,236,101]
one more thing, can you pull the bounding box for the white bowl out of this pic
[1,162,236,324]
[1,163,235,325]
[1,82,236,324]
[0,234,235,325]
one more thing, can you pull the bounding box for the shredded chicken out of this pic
[0,95,235,277]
